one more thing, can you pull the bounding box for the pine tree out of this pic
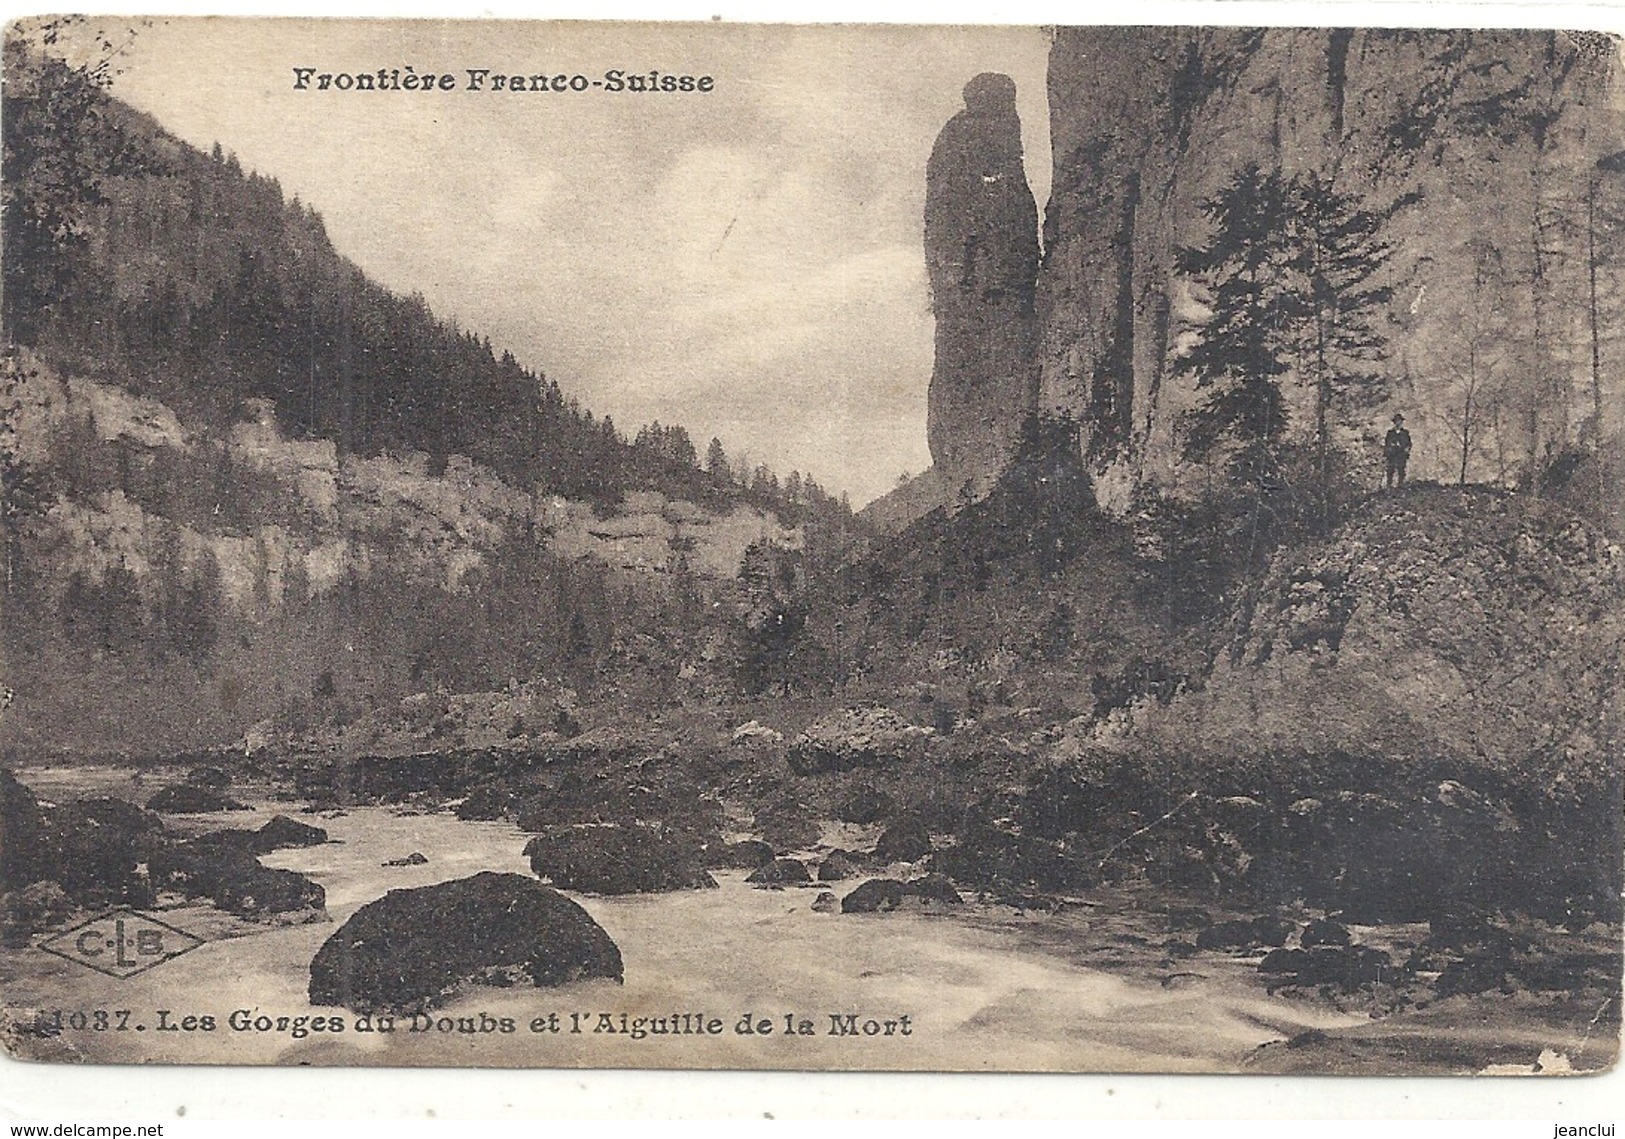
[705,436,730,482]
[1174,165,1296,495]
[1175,163,1399,524]
[1285,170,1397,522]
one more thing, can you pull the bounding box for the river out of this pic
[2,765,1605,1072]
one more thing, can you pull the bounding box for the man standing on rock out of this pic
[1384,413,1412,488]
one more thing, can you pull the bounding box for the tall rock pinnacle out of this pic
[924,72,1041,491]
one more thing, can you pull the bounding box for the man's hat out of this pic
[1392,413,1405,424]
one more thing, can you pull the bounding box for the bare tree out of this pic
[1441,239,1512,484]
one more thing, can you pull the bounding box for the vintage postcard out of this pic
[0,16,1621,1075]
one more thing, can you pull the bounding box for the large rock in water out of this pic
[524,823,716,894]
[708,839,776,870]
[308,872,622,1014]
[253,815,328,852]
[746,858,811,887]
[873,814,934,863]
[148,839,326,919]
[146,784,249,813]
[924,71,1040,492]
[841,878,908,913]
[48,798,166,906]
[840,876,962,913]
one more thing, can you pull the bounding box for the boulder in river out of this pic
[146,784,250,814]
[840,873,965,914]
[253,815,328,852]
[309,871,623,1014]
[817,850,859,882]
[524,823,716,894]
[874,814,934,863]
[213,863,326,919]
[48,797,166,906]
[149,842,325,919]
[746,858,811,887]
[903,872,963,905]
[1258,945,1394,993]
[708,839,776,870]
[1300,917,1353,949]
[840,878,908,913]
[178,814,328,857]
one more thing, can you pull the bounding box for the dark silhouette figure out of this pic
[1384,413,1412,488]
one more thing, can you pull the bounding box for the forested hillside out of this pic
[4,37,823,505]
[0,35,853,753]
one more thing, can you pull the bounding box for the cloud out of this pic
[107,19,1049,505]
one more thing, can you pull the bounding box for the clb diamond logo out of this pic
[39,907,205,979]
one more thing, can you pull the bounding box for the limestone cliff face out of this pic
[1039,28,1625,505]
[924,72,1041,492]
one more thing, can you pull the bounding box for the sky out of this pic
[73,18,1052,506]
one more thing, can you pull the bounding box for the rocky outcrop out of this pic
[308,872,622,1014]
[925,72,1041,493]
[1039,29,1625,497]
[787,707,933,774]
[523,823,716,894]
[1142,488,1625,778]
[0,769,52,892]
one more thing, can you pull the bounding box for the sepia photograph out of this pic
[0,13,1621,1080]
